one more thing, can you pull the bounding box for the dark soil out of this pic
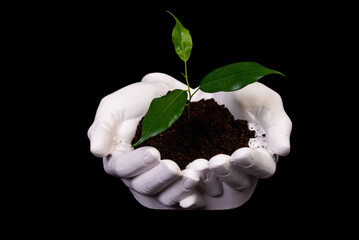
[132,98,255,170]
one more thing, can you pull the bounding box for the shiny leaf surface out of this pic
[167,11,192,62]
[132,90,188,147]
[200,62,285,93]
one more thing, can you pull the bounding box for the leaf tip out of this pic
[166,10,177,21]
[131,142,139,148]
[131,138,143,148]
[276,71,286,78]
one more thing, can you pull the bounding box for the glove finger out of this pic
[186,159,223,197]
[157,169,199,206]
[130,160,182,195]
[103,147,161,178]
[231,147,276,179]
[179,190,206,209]
[209,154,251,191]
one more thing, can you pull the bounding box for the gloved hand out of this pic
[88,73,292,209]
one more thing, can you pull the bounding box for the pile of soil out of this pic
[132,98,255,169]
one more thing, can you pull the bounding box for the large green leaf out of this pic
[199,62,285,93]
[167,11,193,62]
[132,89,188,147]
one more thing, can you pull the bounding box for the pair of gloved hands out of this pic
[88,73,292,209]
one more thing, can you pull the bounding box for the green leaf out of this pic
[132,89,188,147]
[167,11,193,62]
[199,62,285,93]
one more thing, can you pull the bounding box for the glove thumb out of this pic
[88,115,117,158]
[265,113,292,156]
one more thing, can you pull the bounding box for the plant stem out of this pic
[190,88,200,101]
[184,61,191,94]
[184,61,191,121]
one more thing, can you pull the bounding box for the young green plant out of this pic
[167,11,193,120]
[132,12,285,147]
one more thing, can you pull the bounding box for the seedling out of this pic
[132,11,284,147]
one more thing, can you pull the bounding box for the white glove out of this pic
[88,73,292,209]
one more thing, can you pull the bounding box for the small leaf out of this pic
[132,89,188,147]
[199,62,285,93]
[167,11,193,62]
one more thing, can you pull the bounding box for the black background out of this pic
[11,1,352,236]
